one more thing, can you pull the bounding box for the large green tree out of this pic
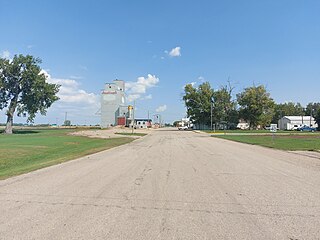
[316,109,320,131]
[0,54,60,134]
[305,102,320,116]
[305,102,320,130]
[237,85,275,129]
[183,82,214,127]
[212,84,238,129]
[183,82,238,129]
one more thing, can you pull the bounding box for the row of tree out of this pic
[183,82,320,130]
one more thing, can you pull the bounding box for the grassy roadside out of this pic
[213,134,320,151]
[203,129,287,134]
[0,129,134,179]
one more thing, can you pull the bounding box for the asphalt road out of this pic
[1,129,320,239]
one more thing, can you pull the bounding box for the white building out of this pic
[134,119,152,129]
[101,80,127,128]
[278,116,318,130]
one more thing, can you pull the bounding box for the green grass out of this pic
[0,129,134,179]
[115,132,147,137]
[202,129,287,134]
[214,133,320,151]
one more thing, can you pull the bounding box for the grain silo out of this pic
[101,80,127,128]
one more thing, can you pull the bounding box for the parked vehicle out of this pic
[297,125,316,132]
[290,124,301,131]
[178,125,188,130]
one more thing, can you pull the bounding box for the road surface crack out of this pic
[1,199,318,218]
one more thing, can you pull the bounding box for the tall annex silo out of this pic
[101,80,127,128]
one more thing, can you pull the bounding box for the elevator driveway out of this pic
[1,129,319,239]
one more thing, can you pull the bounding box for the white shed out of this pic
[278,116,317,130]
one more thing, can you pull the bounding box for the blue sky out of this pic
[1,0,320,125]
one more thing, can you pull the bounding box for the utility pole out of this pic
[154,114,161,128]
[132,100,135,134]
[210,102,213,131]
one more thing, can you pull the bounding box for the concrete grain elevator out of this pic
[101,80,127,128]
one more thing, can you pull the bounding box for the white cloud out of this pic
[139,94,153,100]
[156,104,167,112]
[69,75,83,80]
[127,94,141,102]
[1,50,10,59]
[41,70,99,108]
[126,74,159,102]
[52,82,97,106]
[168,47,181,57]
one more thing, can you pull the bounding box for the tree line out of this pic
[183,82,320,130]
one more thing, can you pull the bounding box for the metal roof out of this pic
[283,116,315,121]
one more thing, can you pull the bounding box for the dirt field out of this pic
[69,126,153,139]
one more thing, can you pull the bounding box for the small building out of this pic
[278,116,318,130]
[134,119,152,129]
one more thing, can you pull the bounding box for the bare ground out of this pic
[69,126,152,139]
